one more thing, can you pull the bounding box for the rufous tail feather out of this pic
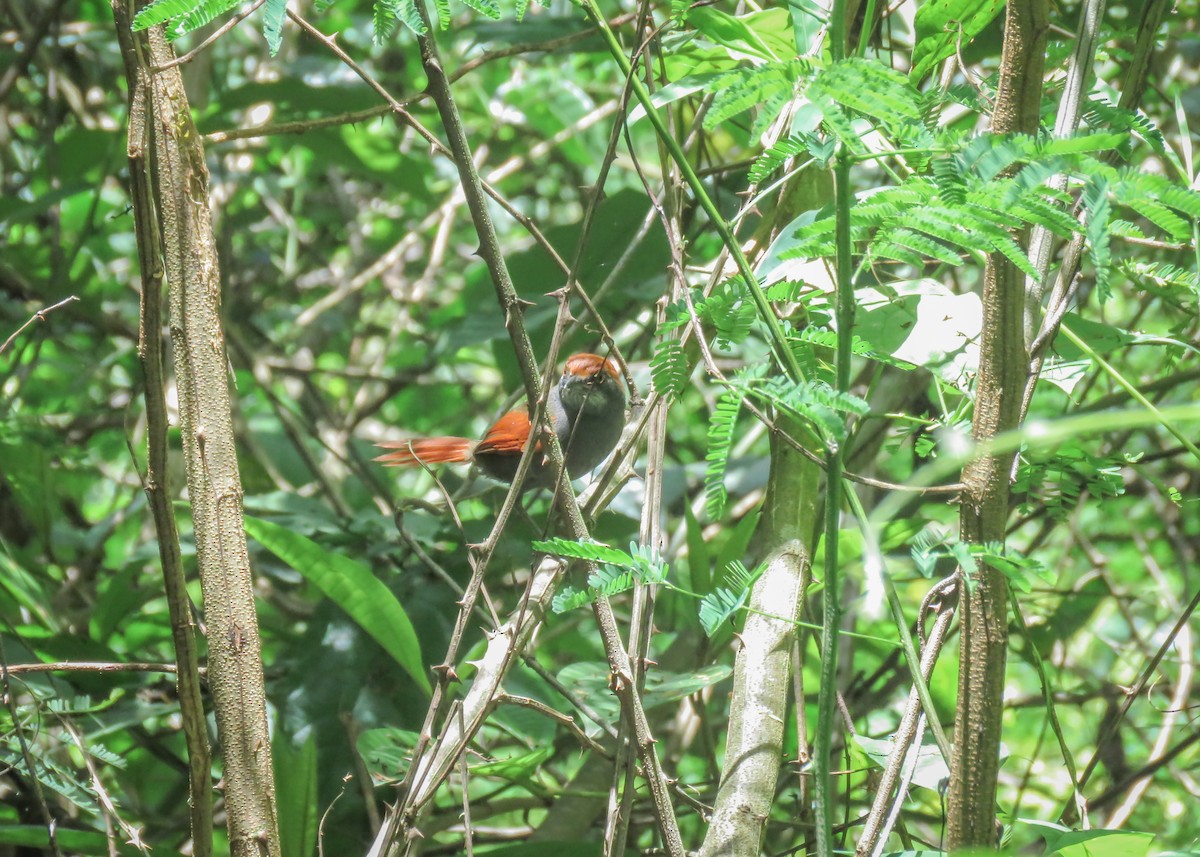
[375,437,473,466]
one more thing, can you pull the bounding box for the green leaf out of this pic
[855,734,949,792]
[431,0,450,28]
[245,516,431,694]
[642,663,732,706]
[710,282,759,347]
[552,566,636,613]
[372,0,397,42]
[650,340,689,398]
[1056,313,1133,357]
[911,0,1006,81]
[809,57,923,124]
[684,503,712,595]
[274,735,318,857]
[548,543,667,612]
[703,61,811,136]
[1041,828,1154,857]
[532,538,636,566]
[1040,132,1129,156]
[458,0,501,20]
[262,0,286,55]
[874,227,965,267]
[357,728,420,782]
[749,132,835,182]
[1084,98,1164,155]
[373,0,425,40]
[1121,260,1200,299]
[1081,175,1112,301]
[704,391,743,520]
[375,0,425,37]
[688,6,781,62]
[131,0,205,31]
[0,825,130,855]
[471,845,606,857]
[745,377,868,447]
[473,746,554,780]
[749,135,807,184]
[697,560,766,636]
[165,0,243,38]
[975,543,1054,592]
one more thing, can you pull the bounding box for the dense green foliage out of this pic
[2,0,1199,855]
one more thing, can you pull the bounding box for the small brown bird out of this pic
[375,353,627,487]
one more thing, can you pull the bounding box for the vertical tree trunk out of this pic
[700,416,818,857]
[111,6,282,856]
[946,0,1048,846]
[113,9,213,852]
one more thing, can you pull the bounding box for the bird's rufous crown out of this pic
[563,353,620,382]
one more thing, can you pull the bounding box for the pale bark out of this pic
[111,8,281,855]
[700,414,820,857]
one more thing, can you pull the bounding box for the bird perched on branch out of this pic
[376,353,627,488]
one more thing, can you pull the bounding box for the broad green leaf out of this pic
[245,516,431,694]
[688,6,782,62]
[628,75,720,124]
[0,553,56,629]
[911,0,1006,81]
[644,663,732,705]
[855,280,982,387]
[786,0,828,56]
[684,503,712,595]
[1056,314,1133,357]
[473,746,554,781]
[274,735,318,857]
[0,825,133,855]
[556,663,732,717]
[1042,828,1154,857]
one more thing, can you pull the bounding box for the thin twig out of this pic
[59,716,151,853]
[3,661,181,675]
[1069,582,1200,806]
[519,655,620,742]
[856,584,956,856]
[203,16,635,145]
[0,295,78,356]
[494,693,610,757]
[361,2,684,851]
[1104,530,1195,828]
